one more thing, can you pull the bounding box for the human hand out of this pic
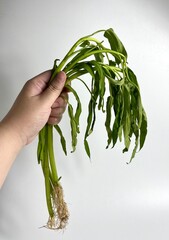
[1,70,67,146]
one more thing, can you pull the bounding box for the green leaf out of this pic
[68,103,78,152]
[84,139,91,158]
[85,100,94,138]
[129,129,139,162]
[94,46,104,62]
[54,125,67,155]
[104,28,128,64]
[66,85,82,133]
[122,85,131,150]
[111,86,124,147]
[139,109,147,150]
[105,95,114,148]
[127,67,139,89]
[82,62,95,79]
[90,60,105,111]
[104,70,124,86]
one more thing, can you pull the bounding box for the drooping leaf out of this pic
[66,84,82,133]
[139,109,147,150]
[85,99,94,138]
[90,60,105,111]
[122,85,131,151]
[54,125,67,155]
[84,139,91,158]
[68,103,78,152]
[105,95,114,148]
[104,28,128,64]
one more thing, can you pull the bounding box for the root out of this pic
[46,184,69,230]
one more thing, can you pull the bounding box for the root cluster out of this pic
[46,184,69,230]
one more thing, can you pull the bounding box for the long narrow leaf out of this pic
[105,95,114,148]
[139,109,147,150]
[104,28,128,63]
[54,125,67,155]
[68,103,78,152]
[66,84,82,133]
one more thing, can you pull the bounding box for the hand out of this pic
[1,70,67,146]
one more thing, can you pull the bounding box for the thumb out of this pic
[41,71,66,105]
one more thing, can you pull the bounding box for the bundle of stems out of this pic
[37,28,147,230]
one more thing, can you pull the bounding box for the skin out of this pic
[0,70,67,188]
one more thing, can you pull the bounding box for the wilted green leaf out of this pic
[104,28,128,64]
[84,139,91,158]
[54,125,67,155]
[68,103,78,152]
[105,95,114,148]
[139,109,147,150]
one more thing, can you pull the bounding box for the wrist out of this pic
[0,119,25,150]
[0,120,24,188]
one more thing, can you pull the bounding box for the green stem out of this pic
[56,37,103,71]
[50,31,126,84]
[63,49,126,74]
[44,126,54,217]
[50,30,106,80]
[47,124,59,185]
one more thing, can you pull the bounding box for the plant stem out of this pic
[44,126,54,217]
[47,124,59,184]
[63,49,125,73]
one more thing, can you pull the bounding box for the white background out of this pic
[0,0,169,239]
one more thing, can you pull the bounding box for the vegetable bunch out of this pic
[37,28,147,230]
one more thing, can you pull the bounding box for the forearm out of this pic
[0,121,24,188]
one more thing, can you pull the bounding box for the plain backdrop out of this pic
[0,0,169,239]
